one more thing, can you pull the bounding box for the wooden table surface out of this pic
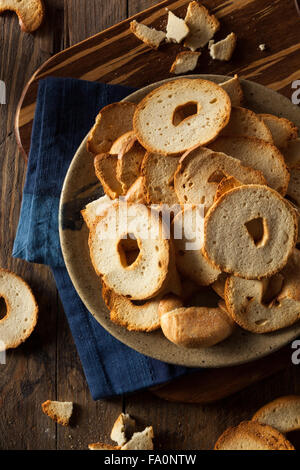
[0,0,300,450]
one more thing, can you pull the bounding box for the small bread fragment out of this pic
[160,305,235,348]
[81,195,113,231]
[252,396,300,433]
[219,75,243,107]
[209,33,237,61]
[130,20,166,49]
[203,185,297,279]
[102,284,161,332]
[284,138,300,168]
[0,269,38,351]
[166,10,189,43]
[110,130,136,155]
[0,0,44,32]
[141,152,180,205]
[41,400,73,426]
[114,136,145,193]
[259,114,298,149]
[88,443,121,450]
[121,426,154,450]
[224,249,300,333]
[214,421,295,450]
[184,1,220,51]
[87,102,136,155]
[170,51,201,75]
[94,154,124,199]
[221,107,273,143]
[174,146,266,210]
[111,413,136,446]
[173,207,221,286]
[210,136,290,195]
[133,78,231,156]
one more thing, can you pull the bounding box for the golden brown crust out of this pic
[0,268,38,350]
[210,135,290,196]
[130,20,165,50]
[224,250,300,333]
[214,421,295,450]
[214,176,242,202]
[160,306,235,348]
[0,0,44,32]
[94,153,124,199]
[102,283,161,332]
[87,102,136,155]
[88,442,121,450]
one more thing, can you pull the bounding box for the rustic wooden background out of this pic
[0,0,300,450]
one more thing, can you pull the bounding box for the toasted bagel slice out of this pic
[0,269,38,351]
[252,395,300,434]
[259,114,298,149]
[224,249,300,333]
[209,136,290,195]
[174,146,266,210]
[221,107,273,143]
[87,102,136,155]
[89,202,176,300]
[94,154,124,199]
[102,284,161,332]
[173,207,220,286]
[133,78,231,155]
[81,195,113,231]
[203,185,297,279]
[214,421,295,450]
[141,152,180,205]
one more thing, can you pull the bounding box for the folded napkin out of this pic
[13,77,189,400]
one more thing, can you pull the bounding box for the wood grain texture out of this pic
[16,0,300,158]
[0,0,300,450]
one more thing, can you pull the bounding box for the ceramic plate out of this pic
[59,75,300,368]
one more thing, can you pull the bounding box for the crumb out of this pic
[259,43,266,51]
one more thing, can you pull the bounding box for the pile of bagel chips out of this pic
[82,76,300,349]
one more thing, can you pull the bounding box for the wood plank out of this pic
[16,0,300,158]
[56,0,127,450]
[151,347,291,404]
[0,5,62,449]
[126,362,300,450]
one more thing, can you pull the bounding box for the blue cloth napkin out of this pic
[13,77,189,400]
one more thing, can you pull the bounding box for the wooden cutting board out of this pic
[15,0,300,402]
[16,0,300,159]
